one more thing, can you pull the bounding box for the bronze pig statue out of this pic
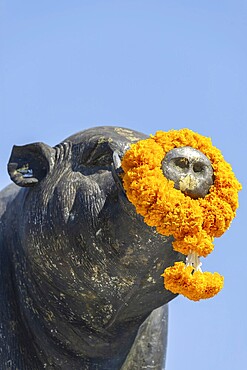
[1,126,220,369]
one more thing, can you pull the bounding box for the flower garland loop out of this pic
[121,128,241,301]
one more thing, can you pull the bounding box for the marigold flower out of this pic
[122,128,241,300]
[172,231,214,257]
[162,261,224,301]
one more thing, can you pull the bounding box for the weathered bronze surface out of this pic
[162,146,214,198]
[0,126,208,369]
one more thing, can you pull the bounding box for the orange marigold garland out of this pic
[122,128,241,301]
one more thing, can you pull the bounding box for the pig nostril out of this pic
[174,157,189,169]
[193,163,204,173]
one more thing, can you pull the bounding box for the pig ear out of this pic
[7,142,54,187]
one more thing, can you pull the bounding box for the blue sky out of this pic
[0,1,246,369]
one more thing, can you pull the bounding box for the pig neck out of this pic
[10,239,141,370]
[8,202,144,369]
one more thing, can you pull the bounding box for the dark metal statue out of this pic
[0,127,213,369]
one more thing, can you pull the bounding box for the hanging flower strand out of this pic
[162,254,224,301]
[122,128,241,301]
